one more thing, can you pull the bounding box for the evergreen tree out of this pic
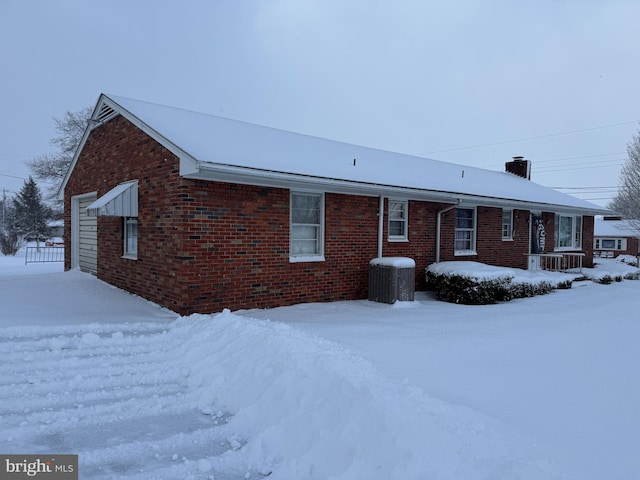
[12,176,52,243]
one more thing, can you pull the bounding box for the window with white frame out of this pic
[290,192,324,260]
[388,200,408,241]
[595,238,626,250]
[123,217,138,259]
[455,207,476,254]
[502,209,513,240]
[554,214,582,250]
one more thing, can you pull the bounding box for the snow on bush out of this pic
[170,310,556,479]
[586,258,640,283]
[616,254,639,267]
[426,261,574,305]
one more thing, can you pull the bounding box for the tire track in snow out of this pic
[0,321,251,480]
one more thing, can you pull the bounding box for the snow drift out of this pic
[174,310,558,479]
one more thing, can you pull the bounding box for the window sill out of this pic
[454,250,477,257]
[121,254,138,260]
[502,238,513,242]
[388,238,409,243]
[553,247,582,252]
[289,255,325,263]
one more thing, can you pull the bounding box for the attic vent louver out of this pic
[94,102,117,124]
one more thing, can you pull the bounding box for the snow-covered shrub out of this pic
[597,275,613,285]
[426,262,514,305]
[0,231,20,256]
[426,261,574,305]
[616,254,639,267]
[426,271,512,305]
[509,281,554,299]
[624,270,640,280]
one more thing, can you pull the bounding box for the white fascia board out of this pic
[185,162,459,202]
[57,94,199,200]
[188,162,610,216]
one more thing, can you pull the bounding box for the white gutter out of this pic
[436,200,461,263]
[377,195,384,258]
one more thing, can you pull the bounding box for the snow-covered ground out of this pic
[1,248,639,479]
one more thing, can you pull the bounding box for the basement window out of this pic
[123,217,138,259]
[290,192,324,262]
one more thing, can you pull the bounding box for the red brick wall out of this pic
[171,182,379,313]
[381,200,441,290]
[64,115,598,315]
[65,116,382,314]
[437,206,531,269]
[64,115,187,311]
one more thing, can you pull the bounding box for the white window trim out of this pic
[454,206,477,256]
[554,214,582,251]
[595,237,626,251]
[122,217,138,260]
[502,209,513,241]
[388,199,409,242]
[289,192,325,263]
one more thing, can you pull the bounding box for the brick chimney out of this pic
[505,156,531,180]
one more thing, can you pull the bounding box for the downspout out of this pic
[436,200,461,263]
[377,195,384,258]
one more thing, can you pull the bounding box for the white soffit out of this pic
[86,180,138,217]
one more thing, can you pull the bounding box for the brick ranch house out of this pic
[59,94,609,315]
[593,216,640,258]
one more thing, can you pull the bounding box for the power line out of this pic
[535,163,624,174]
[0,173,27,180]
[415,120,639,155]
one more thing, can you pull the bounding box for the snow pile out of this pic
[173,310,558,480]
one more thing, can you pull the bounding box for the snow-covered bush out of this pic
[616,254,639,267]
[426,261,574,305]
[0,231,21,256]
[426,270,512,304]
[624,270,640,280]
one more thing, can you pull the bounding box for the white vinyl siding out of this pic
[290,192,324,261]
[388,200,408,241]
[455,207,477,255]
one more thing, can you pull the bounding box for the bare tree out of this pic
[26,107,92,200]
[609,129,640,231]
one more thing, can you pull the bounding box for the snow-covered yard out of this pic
[1,250,639,479]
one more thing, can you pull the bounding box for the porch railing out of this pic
[25,246,64,264]
[526,253,584,274]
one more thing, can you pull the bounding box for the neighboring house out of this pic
[593,216,640,258]
[59,94,608,315]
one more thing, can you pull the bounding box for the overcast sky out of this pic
[2,0,639,207]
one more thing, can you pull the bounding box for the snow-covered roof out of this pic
[594,218,640,238]
[60,94,609,215]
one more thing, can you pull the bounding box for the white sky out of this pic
[1,0,639,207]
